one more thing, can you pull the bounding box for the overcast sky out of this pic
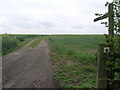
[0,0,112,34]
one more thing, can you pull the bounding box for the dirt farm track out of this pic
[2,40,56,88]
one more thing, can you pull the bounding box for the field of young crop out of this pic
[48,35,105,88]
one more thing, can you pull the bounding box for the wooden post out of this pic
[96,44,108,89]
[108,3,115,89]
[94,3,114,36]
[108,3,114,36]
[94,3,115,89]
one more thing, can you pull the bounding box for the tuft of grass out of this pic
[52,60,96,88]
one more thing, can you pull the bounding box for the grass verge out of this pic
[29,39,41,48]
[51,50,96,88]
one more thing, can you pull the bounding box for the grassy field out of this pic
[48,35,105,88]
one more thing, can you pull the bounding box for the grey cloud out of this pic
[72,26,84,29]
[0,0,110,34]
[41,22,57,27]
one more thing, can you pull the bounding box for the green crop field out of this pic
[48,35,105,88]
